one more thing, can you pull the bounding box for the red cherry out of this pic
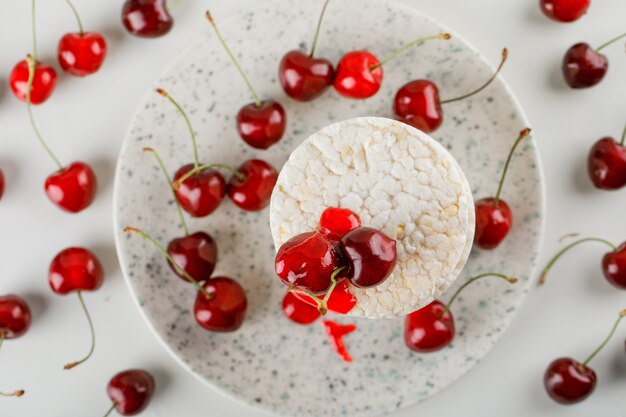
[167,232,217,283]
[540,0,590,22]
[227,159,278,211]
[9,59,57,105]
[58,32,107,76]
[49,247,104,295]
[194,277,248,332]
[0,295,31,340]
[333,51,382,99]
[321,320,356,362]
[106,369,155,416]
[544,358,596,404]
[236,101,287,150]
[394,48,507,133]
[0,169,5,200]
[279,51,334,101]
[318,207,362,241]
[293,279,357,315]
[275,231,340,294]
[339,227,397,288]
[282,292,320,325]
[122,0,173,38]
[587,135,626,190]
[173,164,226,217]
[602,243,626,289]
[404,300,454,352]
[562,43,608,88]
[474,198,512,250]
[45,162,97,213]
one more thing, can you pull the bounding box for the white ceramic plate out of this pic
[113,1,545,416]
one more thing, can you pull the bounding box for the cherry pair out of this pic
[122,0,173,38]
[404,273,517,352]
[544,309,625,404]
[588,122,626,190]
[156,88,279,217]
[104,369,155,416]
[125,228,248,332]
[0,295,32,397]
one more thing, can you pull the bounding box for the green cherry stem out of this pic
[309,0,331,57]
[596,32,626,52]
[0,332,4,351]
[540,237,617,285]
[493,127,531,206]
[143,147,189,236]
[63,0,84,35]
[206,11,262,107]
[441,48,508,104]
[172,163,245,190]
[582,309,626,367]
[439,273,517,318]
[0,389,24,398]
[102,402,117,417]
[124,227,213,299]
[156,88,200,169]
[371,33,451,70]
[30,0,38,61]
[620,121,626,147]
[64,291,96,370]
[289,266,347,315]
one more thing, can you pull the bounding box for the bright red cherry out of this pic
[319,207,361,241]
[339,227,397,288]
[275,231,341,294]
[293,279,357,315]
[106,369,155,416]
[207,12,287,149]
[173,164,226,217]
[58,32,107,76]
[474,128,531,250]
[278,0,334,101]
[122,0,173,38]
[227,159,278,211]
[9,58,57,105]
[0,295,31,340]
[588,127,626,190]
[321,320,357,362]
[539,0,590,22]
[544,310,626,404]
[45,162,97,213]
[0,169,5,200]
[394,48,507,133]
[194,277,248,332]
[167,232,217,283]
[282,292,320,325]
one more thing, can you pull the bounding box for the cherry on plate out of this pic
[339,227,397,288]
[194,277,248,332]
[227,159,278,211]
[318,207,362,241]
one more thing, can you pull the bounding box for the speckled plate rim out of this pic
[112,1,547,415]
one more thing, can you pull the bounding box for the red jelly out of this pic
[322,320,357,362]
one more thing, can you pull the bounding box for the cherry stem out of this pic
[63,0,84,35]
[172,163,245,190]
[124,227,213,299]
[439,272,517,318]
[309,0,331,57]
[64,291,95,370]
[289,266,347,315]
[0,389,25,398]
[156,88,200,169]
[596,32,626,52]
[102,402,116,417]
[30,0,38,61]
[620,121,626,147]
[441,48,508,104]
[372,33,451,70]
[143,148,189,236]
[582,309,626,366]
[540,237,617,285]
[0,332,4,351]
[493,128,531,206]
[206,11,262,107]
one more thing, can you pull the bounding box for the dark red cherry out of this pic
[562,43,607,88]
[275,231,340,294]
[474,198,512,250]
[339,227,397,288]
[173,164,226,217]
[227,159,278,211]
[282,292,320,325]
[333,51,382,99]
[404,300,454,352]
[194,277,247,332]
[122,0,173,38]
[393,79,442,132]
[602,243,626,289]
[279,51,334,101]
[318,207,361,241]
[45,162,97,213]
[544,358,596,404]
[167,232,217,283]
[0,169,5,200]
[106,369,155,416]
[0,295,31,339]
[58,32,107,76]
[49,247,104,295]
[588,137,626,190]
[237,101,287,150]
[9,59,57,104]
[294,279,357,315]
[540,0,590,22]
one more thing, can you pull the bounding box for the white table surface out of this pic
[1,0,625,416]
